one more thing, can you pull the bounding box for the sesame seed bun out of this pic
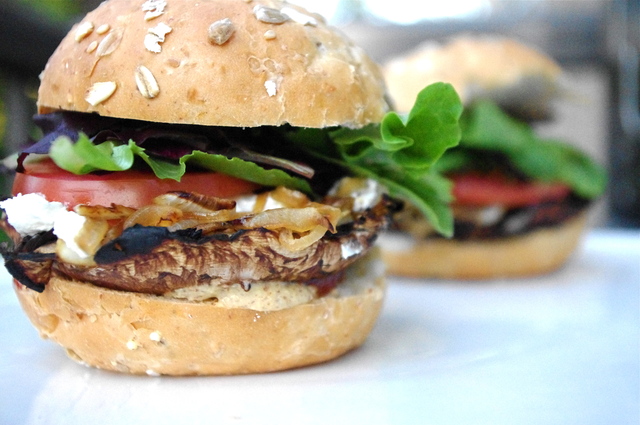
[38,0,388,128]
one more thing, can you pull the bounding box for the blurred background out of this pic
[0,0,638,228]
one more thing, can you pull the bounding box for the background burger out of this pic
[0,0,462,375]
[381,35,607,279]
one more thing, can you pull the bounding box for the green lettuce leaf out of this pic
[179,150,312,193]
[329,82,462,171]
[49,133,135,174]
[447,100,607,199]
[291,82,463,236]
[50,136,312,193]
[369,168,455,238]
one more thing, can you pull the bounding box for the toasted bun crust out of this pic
[384,35,562,115]
[380,214,587,279]
[14,253,385,375]
[38,0,388,128]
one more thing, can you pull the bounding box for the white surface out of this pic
[0,229,638,425]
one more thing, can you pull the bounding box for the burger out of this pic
[0,0,462,375]
[381,35,607,279]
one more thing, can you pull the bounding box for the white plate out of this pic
[1,229,638,425]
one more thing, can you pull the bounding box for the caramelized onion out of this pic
[240,207,338,233]
[154,192,236,213]
[278,226,328,251]
[75,203,136,220]
[269,186,311,208]
[123,205,184,229]
[57,181,383,266]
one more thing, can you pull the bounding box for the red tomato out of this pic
[451,173,571,207]
[12,159,260,208]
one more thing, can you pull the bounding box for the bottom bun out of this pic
[380,214,587,279]
[14,251,385,376]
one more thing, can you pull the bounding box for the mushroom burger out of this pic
[0,0,462,375]
[382,35,606,279]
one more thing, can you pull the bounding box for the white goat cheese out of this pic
[0,193,89,258]
[341,238,364,260]
[52,209,89,258]
[351,179,384,211]
[329,178,384,212]
[234,193,286,213]
[0,193,67,236]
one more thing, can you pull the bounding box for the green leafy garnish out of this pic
[50,134,135,174]
[180,150,312,194]
[291,83,463,236]
[441,100,607,199]
[50,136,312,193]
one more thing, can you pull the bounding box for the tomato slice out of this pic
[451,173,571,207]
[12,159,261,208]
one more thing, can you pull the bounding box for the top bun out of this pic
[37,0,388,128]
[384,35,562,117]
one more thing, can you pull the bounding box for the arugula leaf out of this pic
[180,151,312,193]
[128,142,184,180]
[330,83,462,171]
[447,100,607,199]
[512,139,606,199]
[291,83,463,236]
[373,169,455,238]
[340,83,462,236]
